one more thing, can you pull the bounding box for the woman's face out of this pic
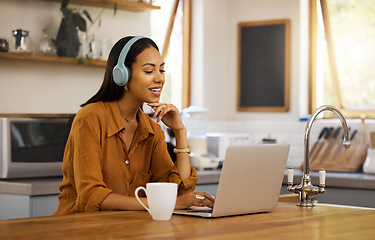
[126,46,165,104]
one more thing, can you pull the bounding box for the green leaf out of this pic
[83,9,93,23]
[77,15,87,31]
[61,0,69,9]
[114,2,117,16]
[72,13,86,31]
[71,12,79,26]
[61,8,71,17]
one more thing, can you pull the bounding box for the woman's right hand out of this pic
[175,191,215,209]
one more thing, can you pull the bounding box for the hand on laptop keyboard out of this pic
[175,191,215,209]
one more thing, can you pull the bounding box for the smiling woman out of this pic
[53,36,215,215]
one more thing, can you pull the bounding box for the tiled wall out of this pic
[207,119,375,168]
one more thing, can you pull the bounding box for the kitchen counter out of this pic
[0,177,62,196]
[1,169,375,196]
[1,200,374,239]
[1,170,375,219]
[196,169,375,208]
[197,169,375,190]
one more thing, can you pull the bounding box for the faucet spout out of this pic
[288,105,350,207]
[303,105,350,177]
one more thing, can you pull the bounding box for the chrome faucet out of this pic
[287,105,350,206]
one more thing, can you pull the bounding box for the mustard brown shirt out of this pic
[54,101,198,215]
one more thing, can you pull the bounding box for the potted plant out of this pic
[55,0,93,57]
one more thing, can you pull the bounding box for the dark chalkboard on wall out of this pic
[237,19,290,112]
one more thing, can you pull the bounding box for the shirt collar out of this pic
[105,101,154,138]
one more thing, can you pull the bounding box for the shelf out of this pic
[0,1,160,68]
[0,52,106,68]
[0,113,76,118]
[45,0,160,12]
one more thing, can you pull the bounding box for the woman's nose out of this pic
[156,72,165,83]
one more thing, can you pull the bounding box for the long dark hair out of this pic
[81,36,159,107]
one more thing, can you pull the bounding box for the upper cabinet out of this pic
[44,0,160,12]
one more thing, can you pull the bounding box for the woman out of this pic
[54,36,214,215]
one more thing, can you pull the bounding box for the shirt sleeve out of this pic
[71,116,112,212]
[150,125,198,195]
[168,165,198,195]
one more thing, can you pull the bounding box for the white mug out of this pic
[135,182,177,221]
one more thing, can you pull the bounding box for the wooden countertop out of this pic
[0,200,374,239]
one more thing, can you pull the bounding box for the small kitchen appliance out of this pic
[181,106,219,170]
[0,115,73,179]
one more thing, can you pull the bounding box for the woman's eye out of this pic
[145,70,153,74]
[160,69,166,73]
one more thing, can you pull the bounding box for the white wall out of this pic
[192,0,309,122]
[0,0,151,113]
[191,0,311,167]
[1,0,358,168]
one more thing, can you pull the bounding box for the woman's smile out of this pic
[149,87,162,96]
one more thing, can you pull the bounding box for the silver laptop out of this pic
[173,144,290,218]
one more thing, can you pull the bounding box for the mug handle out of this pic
[135,186,151,214]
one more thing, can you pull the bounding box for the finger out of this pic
[147,102,169,109]
[156,105,171,122]
[196,192,215,203]
[153,105,164,119]
[194,193,215,208]
[149,104,167,119]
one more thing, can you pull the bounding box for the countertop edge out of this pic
[197,169,375,190]
[1,170,375,196]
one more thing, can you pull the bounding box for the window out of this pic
[150,0,191,111]
[310,0,375,118]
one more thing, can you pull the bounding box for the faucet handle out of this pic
[287,167,294,184]
[319,168,326,186]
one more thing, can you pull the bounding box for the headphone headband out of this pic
[113,36,148,86]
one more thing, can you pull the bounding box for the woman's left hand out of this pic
[175,192,215,209]
[147,103,184,131]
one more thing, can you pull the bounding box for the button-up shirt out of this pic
[54,101,198,215]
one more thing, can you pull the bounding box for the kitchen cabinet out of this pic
[0,177,61,220]
[0,194,58,220]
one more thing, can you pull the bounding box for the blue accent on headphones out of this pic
[113,36,147,86]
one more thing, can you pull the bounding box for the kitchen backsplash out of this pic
[207,119,375,168]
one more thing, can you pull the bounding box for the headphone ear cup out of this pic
[113,36,146,86]
[124,66,131,83]
[113,65,129,86]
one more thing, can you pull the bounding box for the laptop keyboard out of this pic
[186,209,213,213]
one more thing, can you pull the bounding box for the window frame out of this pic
[309,0,375,117]
[161,0,191,109]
